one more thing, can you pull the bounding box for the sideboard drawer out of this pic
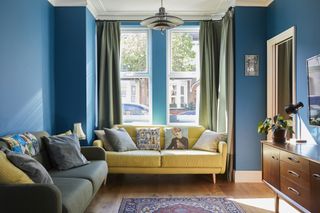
[280,151,309,173]
[281,177,311,210]
[310,161,320,213]
[280,161,310,188]
[262,145,280,189]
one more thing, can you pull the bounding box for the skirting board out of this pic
[233,171,262,183]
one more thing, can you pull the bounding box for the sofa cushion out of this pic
[50,161,107,194]
[164,127,189,150]
[160,150,223,168]
[115,125,206,149]
[6,150,53,184]
[94,130,114,151]
[43,134,89,170]
[192,130,227,152]
[0,151,33,184]
[136,128,160,150]
[106,150,161,167]
[104,128,138,152]
[52,177,93,213]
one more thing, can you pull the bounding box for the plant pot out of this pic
[272,128,287,143]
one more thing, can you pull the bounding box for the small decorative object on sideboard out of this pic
[258,114,293,143]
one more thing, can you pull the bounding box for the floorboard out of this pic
[86,174,299,213]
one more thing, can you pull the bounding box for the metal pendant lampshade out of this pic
[140,0,184,31]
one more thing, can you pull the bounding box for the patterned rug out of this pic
[118,197,245,213]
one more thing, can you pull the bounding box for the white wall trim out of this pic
[49,0,87,7]
[235,0,273,7]
[95,14,223,21]
[87,0,98,18]
[234,171,262,183]
[48,0,273,20]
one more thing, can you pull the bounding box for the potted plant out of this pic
[258,115,293,143]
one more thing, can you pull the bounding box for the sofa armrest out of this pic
[0,184,62,213]
[81,146,105,161]
[218,141,228,173]
[93,139,104,149]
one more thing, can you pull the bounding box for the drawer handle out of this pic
[271,156,278,160]
[313,174,320,180]
[288,157,300,163]
[288,170,300,178]
[288,187,300,196]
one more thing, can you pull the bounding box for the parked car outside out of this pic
[122,103,149,123]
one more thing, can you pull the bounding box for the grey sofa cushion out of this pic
[52,177,93,213]
[43,134,89,170]
[94,130,114,151]
[104,128,138,152]
[5,150,53,184]
[50,160,107,194]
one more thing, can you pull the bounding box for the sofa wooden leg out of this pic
[212,174,216,184]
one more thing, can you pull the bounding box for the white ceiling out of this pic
[49,0,273,20]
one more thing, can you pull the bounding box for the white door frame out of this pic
[267,27,296,138]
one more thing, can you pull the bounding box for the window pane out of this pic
[120,31,147,72]
[171,31,199,72]
[121,78,150,123]
[169,78,199,124]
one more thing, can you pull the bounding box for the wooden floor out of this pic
[86,174,299,213]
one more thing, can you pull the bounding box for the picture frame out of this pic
[245,55,259,76]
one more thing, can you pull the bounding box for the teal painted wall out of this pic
[151,30,167,124]
[86,9,96,144]
[268,0,320,144]
[234,7,267,170]
[54,7,96,144]
[0,0,55,135]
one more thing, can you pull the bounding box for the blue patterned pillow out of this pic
[136,128,160,150]
[1,133,40,156]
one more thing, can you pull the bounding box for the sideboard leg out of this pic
[275,194,279,213]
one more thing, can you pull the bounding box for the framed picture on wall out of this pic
[245,55,259,76]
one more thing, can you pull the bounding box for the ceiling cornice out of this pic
[235,0,273,7]
[48,0,274,20]
[49,0,87,7]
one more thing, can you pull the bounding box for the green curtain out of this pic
[199,20,222,131]
[96,21,122,129]
[199,9,234,181]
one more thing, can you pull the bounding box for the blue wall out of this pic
[54,7,87,137]
[54,7,96,144]
[234,7,267,170]
[0,0,55,135]
[268,0,320,144]
[152,30,167,124]
[86,9,96,143]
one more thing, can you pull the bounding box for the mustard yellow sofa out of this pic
[93,125,227,183]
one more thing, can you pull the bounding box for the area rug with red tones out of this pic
[118,197,245,213]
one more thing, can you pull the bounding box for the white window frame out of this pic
[120,27,152,124]
[166,27,200,125]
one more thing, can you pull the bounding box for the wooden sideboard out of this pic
[261,141,320,213]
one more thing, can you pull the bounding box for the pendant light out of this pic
[140,0,184,31]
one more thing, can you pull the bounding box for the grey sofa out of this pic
[0,131,108,213]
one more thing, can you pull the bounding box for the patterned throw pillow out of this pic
[192,130,227,152]
[1,133,40,156]
[164,127,189,150]
[136,128,160,150]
